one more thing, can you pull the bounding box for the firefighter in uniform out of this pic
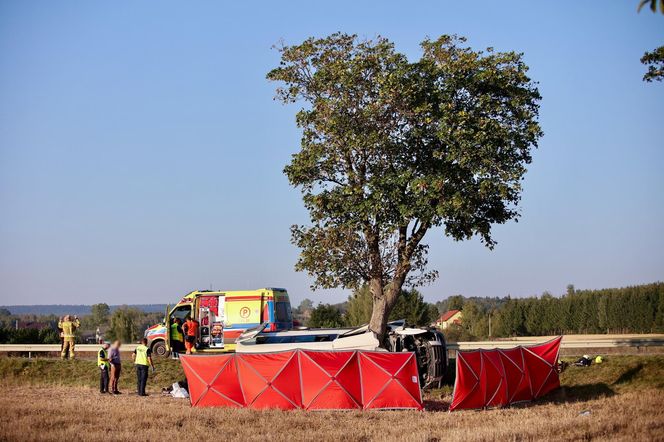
[58,315,80,359]
[132,338,154,396]
[98,342,111,394]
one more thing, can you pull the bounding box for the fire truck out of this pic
[144,288,293,357]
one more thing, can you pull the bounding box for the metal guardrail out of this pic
[0,343,138,357]
[1,335,663,356]
[446,335,664,352]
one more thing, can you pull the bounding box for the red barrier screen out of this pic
[180,350,423,410]
[450,337,562,411]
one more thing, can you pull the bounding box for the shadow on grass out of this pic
[613,363,643,385]
[423,399,450,412]
[537,383,615,406]
[423,383,616,412]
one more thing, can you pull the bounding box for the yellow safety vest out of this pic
[170,322,183,341]
[98,348,109,368]
[135,345,149,366]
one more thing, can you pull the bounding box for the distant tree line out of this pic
[0,303,164,344]
[437,282,664,341]
[304,287,439,329]
[302,282,664,341]
[494,283,664,336]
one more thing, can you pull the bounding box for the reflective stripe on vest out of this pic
[60,321,77,338]
[135,345,149,366]
[98,348,109,368]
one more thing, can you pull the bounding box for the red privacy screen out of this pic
[450,337,562,411]
[180,349,423,410]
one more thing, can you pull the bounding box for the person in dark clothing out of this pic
[132,338,155,396]
[97,342,110,394]
[574,355,592,367]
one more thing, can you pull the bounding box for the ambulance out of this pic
[144,288,293,357]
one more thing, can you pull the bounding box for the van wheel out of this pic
[152,341,170,358]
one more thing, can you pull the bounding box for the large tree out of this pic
[637,1,664,82]
[268,34,542,343]
[641,46,664,82]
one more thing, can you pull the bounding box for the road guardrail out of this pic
[0,343,138,358]
[2,335,663,357]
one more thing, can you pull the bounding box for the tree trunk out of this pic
[369,295,389,345]
[368,280,402,347]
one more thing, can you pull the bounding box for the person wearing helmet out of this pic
[58,315,80,360]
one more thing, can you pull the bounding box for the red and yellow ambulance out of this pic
[144,288,293,357]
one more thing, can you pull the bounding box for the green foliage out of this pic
[307,304,345,328]
[389,289,437,326]
[441,295,464,313]
[90,303,110,326]
[641,46,664,82]
[292,298,315,324]
[345,286,374,326]
[437,282,664,339]
[38,328,60,344]
[107,306,141,343]
[7,328,40,344]
[268,33,542,336]
[345,286,438,326]
[441,324,477,343]
[0,327,60,344]
[492,283,664,337]
[298,299,314,311]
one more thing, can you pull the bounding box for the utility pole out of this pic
[488,312,492,338]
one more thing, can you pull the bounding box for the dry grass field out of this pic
[0,355,663,441]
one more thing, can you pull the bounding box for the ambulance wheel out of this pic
[152,341,170,358]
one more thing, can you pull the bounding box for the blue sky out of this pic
[0,1,662,306]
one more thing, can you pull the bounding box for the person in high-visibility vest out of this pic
[98,342,111,394]
[132,338,154,396]
[183,316,199,354]
[58,315,80,360]
[170,318,184,357]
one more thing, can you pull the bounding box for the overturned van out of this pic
[235,320,448,389]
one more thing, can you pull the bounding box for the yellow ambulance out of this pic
[144,288,293,357]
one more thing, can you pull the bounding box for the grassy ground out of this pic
[0,355,663,441]
[0,356,186,391]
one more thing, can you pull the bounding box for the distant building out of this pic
[434,310,462,329]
